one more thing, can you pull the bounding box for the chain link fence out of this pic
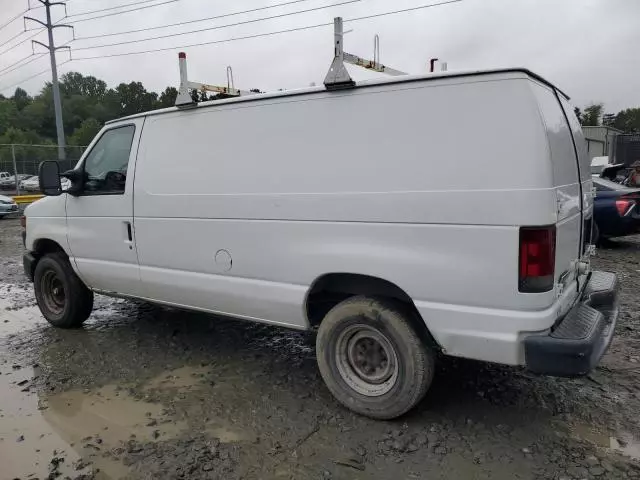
[0,144,87,195]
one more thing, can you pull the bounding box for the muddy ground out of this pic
[2,217,640,480]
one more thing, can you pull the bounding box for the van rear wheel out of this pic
[34,252,93,328]
[316,296,434,419]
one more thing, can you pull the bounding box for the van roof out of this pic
[106,68,569,125]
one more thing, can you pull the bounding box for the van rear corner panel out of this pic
[529,80,586,297]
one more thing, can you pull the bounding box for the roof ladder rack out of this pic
[324,17,407,90]
[175,52,254,106]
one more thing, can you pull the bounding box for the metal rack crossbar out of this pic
[175,52,255,106]
[174,17,413,105]
[324,17,407,89]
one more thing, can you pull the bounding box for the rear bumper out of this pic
[524,271,618,377]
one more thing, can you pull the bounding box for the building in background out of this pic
[582,126,622,162]
[616,134,640,166]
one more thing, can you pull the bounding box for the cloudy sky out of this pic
[0,0,638,112]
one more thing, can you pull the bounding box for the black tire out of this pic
[316,296,435,419]
[34,252,93,328]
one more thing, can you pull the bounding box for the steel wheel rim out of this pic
[335,324,398,397]
[40,270,65,315]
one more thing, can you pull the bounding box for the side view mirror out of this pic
[61,168,83,195]
[38,161,62,196]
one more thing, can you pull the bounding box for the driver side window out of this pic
[82,125,135,195]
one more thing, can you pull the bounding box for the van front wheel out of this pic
[34,252,93,328]
[316,296,434,419]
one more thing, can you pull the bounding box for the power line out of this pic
[73,0,463,60]
[0,8,28,33]
[0,27,46,57]
[0,29,27,50]
[0,54,45,78]
[74,23,329,60]
[0,36,71,81]
[73,0,365,51]
[0,52,38,76]
[67,0,173,18]
[0,59,70,94]
[68,0,180,23]
[76,0,320,41]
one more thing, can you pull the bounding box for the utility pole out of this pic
[24,1,72,161]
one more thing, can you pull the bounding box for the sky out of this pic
[0,0,638,112]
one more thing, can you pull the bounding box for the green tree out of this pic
[68,118,101,146]
[61,72,107,98]
[19,84,57,140]
[0,98,18,135]
[116,82,158,117]
[158,87,178,107]
[612,108,640,133]
[12,87,31,111]
[581,103,603,126]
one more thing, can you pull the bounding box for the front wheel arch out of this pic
[26,238,68,280]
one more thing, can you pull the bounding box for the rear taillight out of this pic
[616,198,634,216]
[519,226,556,293]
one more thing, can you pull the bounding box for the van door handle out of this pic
[124,221,133,249]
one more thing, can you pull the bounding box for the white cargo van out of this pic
[23,68,618,419]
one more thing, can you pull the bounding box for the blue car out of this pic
[593,176,640,243]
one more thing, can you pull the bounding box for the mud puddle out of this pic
[0,358,223,479]
[0,283,46,337]
[570,421,640,461]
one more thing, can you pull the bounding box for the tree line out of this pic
[0,72,185,149]
[0,71,638,153]
[574,104,640,132]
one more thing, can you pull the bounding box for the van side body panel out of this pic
[132,73,571,364]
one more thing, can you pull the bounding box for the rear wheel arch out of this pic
[304,272,438,348]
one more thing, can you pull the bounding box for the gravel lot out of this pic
[2,216,640,479]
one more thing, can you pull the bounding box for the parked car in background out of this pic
[0,194,18,218]
[19,176,40,192]
[0,172,10,182]
[0,174,30,190]
[0,174,16,190]
[593,177,640,243]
